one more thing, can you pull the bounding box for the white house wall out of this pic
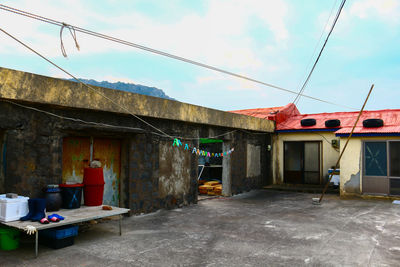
[273,132,340,184]
[339,138,362,196]
[339,136,400,197]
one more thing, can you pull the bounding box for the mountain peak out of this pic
[69,79,175,100]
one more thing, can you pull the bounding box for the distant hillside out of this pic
[69,79,175,100]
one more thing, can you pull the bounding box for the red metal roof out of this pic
[231,103,400,135]
[277,109,400,135]
[230,103,300,124]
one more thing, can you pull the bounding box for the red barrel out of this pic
[83,168,105,206]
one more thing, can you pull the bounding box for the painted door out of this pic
[62,137,121,206]
[93,138,121,206]
[62,137,90,183]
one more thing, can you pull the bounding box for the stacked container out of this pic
[83,167,105,206]
[39,225,79,249]
[0,194,29,222]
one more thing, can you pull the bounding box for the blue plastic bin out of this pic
[40,225,78,239]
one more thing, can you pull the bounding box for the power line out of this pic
[0,27,261,141]
[295,0,338,97]
[293,0,347,105]
[0,4,357,110]
[2,99,239,140]
[2,99,146,132]
[0,27,174,138]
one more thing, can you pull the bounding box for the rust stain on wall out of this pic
[93,138,121,206]
[62,137,90,183]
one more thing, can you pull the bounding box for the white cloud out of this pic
[0,0,295,104]
[350,0,400,25]
[0,0,290,72]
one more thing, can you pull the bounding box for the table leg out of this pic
[35,231,38,258]
[119,215,122,236]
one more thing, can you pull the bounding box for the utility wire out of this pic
[295,0,338,98]
[0,27,255,141]
[293,0,346,105]
[278,0,343,127]
[2,99,239,140]
[2,99,146,132]
[0,4,357,110]
[0,27,173,139]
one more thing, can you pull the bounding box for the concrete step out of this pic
[263,185,339,194]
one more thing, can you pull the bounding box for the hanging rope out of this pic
[60,22,80,57]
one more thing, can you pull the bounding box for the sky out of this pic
[0,0,399,114]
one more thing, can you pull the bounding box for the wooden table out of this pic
[1,206,130,257]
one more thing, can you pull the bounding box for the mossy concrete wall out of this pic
[0,67,274,133]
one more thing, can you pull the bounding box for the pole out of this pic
[318,84,374,203]
[119,215,122,236]
[35,230,38,258]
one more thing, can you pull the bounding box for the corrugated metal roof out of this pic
[230,106,286,119]
[230,103,300,124]
[277,109,400,135]
[230,102,400,135]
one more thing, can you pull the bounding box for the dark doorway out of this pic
[197,138,223,200]
[284,141,321,184]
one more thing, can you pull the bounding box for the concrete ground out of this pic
[1,190,400,266]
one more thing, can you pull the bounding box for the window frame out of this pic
[363,141,388,177]
[388,140,400,179]
[362,140,400,196]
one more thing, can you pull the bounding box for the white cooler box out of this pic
[0,194,29,222]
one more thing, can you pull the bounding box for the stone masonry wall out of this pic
[0,100,271,214]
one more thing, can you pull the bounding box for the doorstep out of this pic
[263,184,339,194]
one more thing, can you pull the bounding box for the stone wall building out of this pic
[0,67,274,214]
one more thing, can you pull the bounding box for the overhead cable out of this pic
[0,27,173,139]
[295,0,338,97]
[0,28,259,141]
[2,99,239,140]
[293,0,347,105]
[0,4,357,110]
[2,99,147,132]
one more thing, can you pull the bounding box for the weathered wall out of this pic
[158,140,197,204]
[339,136,400,197]
[222,141,232,196]
[0,67,274,133]
[230,132,269,193]
[273,132,340,184]
[1,104,63,197]
[0,131,5,193]
[129,134,160,214]
[247,144,261,178]
[0,100,271,215]
[339,138,362,196]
